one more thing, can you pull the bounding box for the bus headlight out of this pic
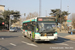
[35,33,41,39]
[54,34,57,36]
[54,32,58,39]
[54,32,57,36]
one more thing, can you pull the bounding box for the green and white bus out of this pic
[22,17,58,42]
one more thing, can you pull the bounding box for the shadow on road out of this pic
[0,45,9,50]
[36,37,70,44]
[0,36,18,39]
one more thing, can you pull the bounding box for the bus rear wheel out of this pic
[30,35,34,42]
[24,35,26,37]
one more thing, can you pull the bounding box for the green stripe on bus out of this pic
[23,19,35,23]
[32,19,35,21]
[23,20,30,23]
[25,30,27,32]
[35,19,37,22]
[54,32,57,34]
[35,33,40,34]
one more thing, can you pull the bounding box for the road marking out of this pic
[56,43,69,46]
[10,43,16,46]
[55,41,69,46]
[2,38,4,40]
[22,41,38,47]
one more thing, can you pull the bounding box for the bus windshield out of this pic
[38,23,57,32]
[10,27,16,29]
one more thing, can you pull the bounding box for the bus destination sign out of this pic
[38,18,56,21]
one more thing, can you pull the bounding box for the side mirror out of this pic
[30,22,37,26]
[56,22,58,25]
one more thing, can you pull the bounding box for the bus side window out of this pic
[27,25,32,31]
[24,23,28,30]
[32,25,34,32]
[23,24,25,30]
[30,25,33,31]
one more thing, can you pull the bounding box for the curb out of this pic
[0,30,9,32]
[59,35,75,41]
[58,31,68,33]
[65,37,75,40]
[65,35,75,40]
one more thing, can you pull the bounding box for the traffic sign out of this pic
[2,22,4,25]
[67,20,72,22]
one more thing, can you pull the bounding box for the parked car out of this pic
[68,29,75,34]
[9,27,17,32]
[16,27,21,30]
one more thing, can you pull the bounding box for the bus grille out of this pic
[41,32,54,36]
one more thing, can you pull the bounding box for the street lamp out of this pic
[45,10,47,17]
[24,13,26,20]
[67,6,69,13]
[60,0,62,11]
[60,0,62,31]
[9,15,13,30]
[39,0,41,16]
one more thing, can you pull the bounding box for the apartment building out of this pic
[0,5,5,18]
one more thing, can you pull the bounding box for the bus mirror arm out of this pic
[56,22,58,25]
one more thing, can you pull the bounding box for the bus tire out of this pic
[24,35,26,37]
[30,34,33,42]
[31,38,34,42]
[23,33,26,37]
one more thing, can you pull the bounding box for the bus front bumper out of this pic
[35,36,58,41]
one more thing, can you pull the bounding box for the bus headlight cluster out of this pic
[35,35,40,39]
[54,32,57,36]
[35,33,41,39]
[54,34,57,36]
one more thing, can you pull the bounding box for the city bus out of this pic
[22,17,58,42]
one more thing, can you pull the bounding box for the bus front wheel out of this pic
[23,33,26,37]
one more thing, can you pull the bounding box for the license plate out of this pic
[45,39,49,41]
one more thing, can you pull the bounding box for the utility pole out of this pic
[60,0,62,32]
[9,15,13,30]
[39,0,41,16]
[46,10,47,17]
[8,8,10,30]
[67,6,69,13]
[24,13,26,20]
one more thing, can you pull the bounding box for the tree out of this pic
[2,10,20,29]
[0,17,4,23]
[50,9,70,23]
[71,13,75,29]
[0,17,5,30]
[26,12,38,20]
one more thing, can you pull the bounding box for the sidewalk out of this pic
[57,29,75,40]
[65,35,75,40]
[57,30,68,33]
[0,30,9,32]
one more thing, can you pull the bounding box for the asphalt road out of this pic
[0,31,75,50]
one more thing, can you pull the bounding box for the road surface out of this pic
[0,31,75,50]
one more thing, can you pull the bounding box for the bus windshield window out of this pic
[10,27,16,29]
[38,23,56,32]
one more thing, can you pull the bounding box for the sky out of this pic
[0,0,75,18]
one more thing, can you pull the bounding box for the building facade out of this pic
[0,5,5,18]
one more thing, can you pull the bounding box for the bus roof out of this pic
[23,17,56,23]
